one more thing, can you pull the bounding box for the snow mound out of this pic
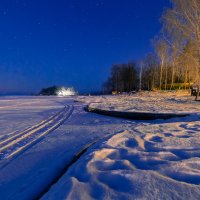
[43,119,200,199]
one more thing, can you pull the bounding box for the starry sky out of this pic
[0,0,170,94]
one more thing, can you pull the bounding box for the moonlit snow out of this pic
[1,92,200,200]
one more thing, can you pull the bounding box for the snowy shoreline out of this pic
[85,105,190,120]
[78,91,200,114]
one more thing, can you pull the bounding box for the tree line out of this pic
[102,62,137,94]
[103,0,200,93]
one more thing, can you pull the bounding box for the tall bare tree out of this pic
[162,0,200,84]
[154,38,169,90]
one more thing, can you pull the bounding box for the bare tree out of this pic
[162,0,200,84]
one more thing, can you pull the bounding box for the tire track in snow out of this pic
[0,106,67,147]
[0,105,74,161]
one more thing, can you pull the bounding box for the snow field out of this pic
[0,96,128,199]
[43,119,200,200]
[43,92,200,200]
[1,93,200,199]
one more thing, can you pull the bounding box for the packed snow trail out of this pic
[36,132,118,199]
[0,106,68,146]
[0,105,74,162]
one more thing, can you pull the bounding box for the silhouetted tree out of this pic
[103,62,137,94]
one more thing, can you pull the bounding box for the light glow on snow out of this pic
[56,87,76,96]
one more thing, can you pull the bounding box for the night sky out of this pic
[0,0,170,94]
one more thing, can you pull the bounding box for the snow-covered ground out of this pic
[44,118,200,199]
[1,92,200,200]
[79,90,199,114]
[0,96,127,199]
[0,96,66,137]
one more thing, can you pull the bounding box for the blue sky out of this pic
[0,0,170,94]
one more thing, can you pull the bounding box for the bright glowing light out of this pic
[56,87,76,96]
